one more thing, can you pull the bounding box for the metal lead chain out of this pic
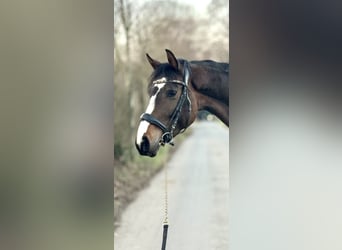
[161,164,169,250]
[164,164,169,225]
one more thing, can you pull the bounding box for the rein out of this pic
[140,61,192,146]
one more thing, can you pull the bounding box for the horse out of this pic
[135,49,229,157]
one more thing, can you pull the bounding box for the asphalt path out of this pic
[114,121,229,250]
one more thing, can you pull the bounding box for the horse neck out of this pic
[190,61,229,126]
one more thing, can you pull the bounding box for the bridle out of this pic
[140,61,192,146]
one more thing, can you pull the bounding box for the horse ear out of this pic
[146,53,161,69]
[165,49,179,70]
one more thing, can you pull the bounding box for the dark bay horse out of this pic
[135,49,229,157]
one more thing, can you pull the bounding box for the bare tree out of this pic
[200,0,229,61]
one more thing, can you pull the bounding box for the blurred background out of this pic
[114,0,228,228]
[0,1,113,249]
[230,0,342,249]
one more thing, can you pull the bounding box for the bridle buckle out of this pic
[160,132,174,146]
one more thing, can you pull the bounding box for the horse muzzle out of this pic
[135,122,163,157]
[135,136,157,157]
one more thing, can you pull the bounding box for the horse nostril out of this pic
[140,136,150,154]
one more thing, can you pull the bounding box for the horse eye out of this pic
[166,89,177,97]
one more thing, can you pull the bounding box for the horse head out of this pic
[135,49,198,157]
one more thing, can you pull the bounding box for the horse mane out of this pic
[148,59,229,91]
[190,60,229,73]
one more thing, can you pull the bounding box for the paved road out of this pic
[114,121,229,250]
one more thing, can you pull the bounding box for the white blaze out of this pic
[136,80,166,146]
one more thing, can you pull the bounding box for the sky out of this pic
[135,0,212,16]
[180,0,212,14]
